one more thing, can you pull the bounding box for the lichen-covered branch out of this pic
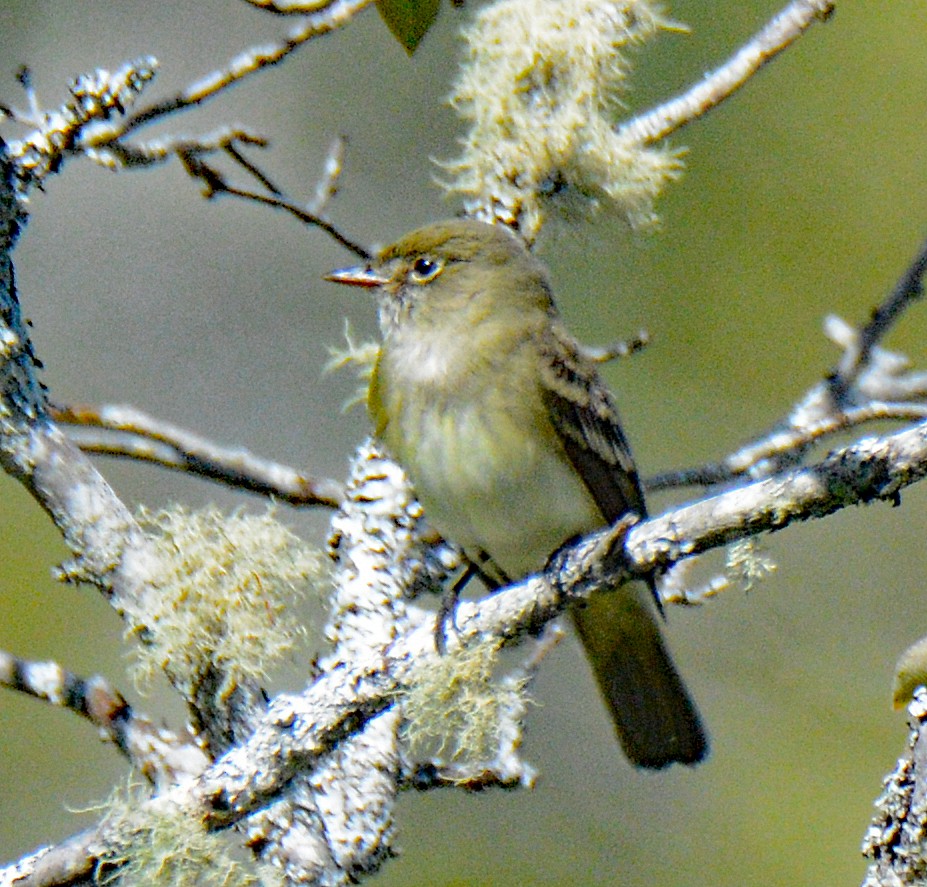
[445,0,834,238]
[862,688,927,887]
[0,139,268,758]
[7,414,927,884]
[243,443,418,883]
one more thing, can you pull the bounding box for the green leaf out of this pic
[376,0,441,54]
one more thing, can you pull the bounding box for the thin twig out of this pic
[830,233,927,403]
[0,649,131,736]
[647,402,927,491]
[122,0,377,134]
[649,231,927,492]
[52,403,344,508]
[0,650,208,789]
[97,127,269,171]
[180,148,371,258]
[616,0,835,147]
[223,141,281,194]
[211,181,370,259]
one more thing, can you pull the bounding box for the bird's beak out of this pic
[324,265,390,288]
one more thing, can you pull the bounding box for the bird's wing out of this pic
[538,321,647,524]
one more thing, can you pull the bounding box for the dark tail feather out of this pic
[570,582,708,769]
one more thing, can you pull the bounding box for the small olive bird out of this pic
[327,219,707,768]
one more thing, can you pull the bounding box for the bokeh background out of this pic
[0,2,923,884]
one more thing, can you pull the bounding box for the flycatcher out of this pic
[327,219,707,768]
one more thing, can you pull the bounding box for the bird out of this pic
[326,218,707,768]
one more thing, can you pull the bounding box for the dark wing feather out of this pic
[538,321,647,524]
[539,321,708,768]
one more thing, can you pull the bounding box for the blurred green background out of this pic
[0,1,924,884]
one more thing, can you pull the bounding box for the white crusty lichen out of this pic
[128,505,327,700]
[445,0,684,238]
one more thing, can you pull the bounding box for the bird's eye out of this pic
[409,257,443,283]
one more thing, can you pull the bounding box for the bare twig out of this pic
[179,149,371,259]
[649,231,927,493]
[90,126,269,171]
[830,233,927,403]
[0,650,208,789]
[647,402,927,492]
[84,120,370,256]
[0,649,131,734]
[616,0,835,147]
[122,0,377,134]
[52,403,344,508]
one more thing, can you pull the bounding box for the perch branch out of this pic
[7,419,927,885]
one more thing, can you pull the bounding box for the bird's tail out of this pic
[570,581,708,768]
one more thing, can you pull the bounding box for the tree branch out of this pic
[650,231,927,492]
[52,403,344,508]
[616,0,835,147]
[7,417,927,884]
[0,650,208,789]
[122,0,377,134]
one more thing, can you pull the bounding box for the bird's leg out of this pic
[433,552,507,654]
[433,565,474,655]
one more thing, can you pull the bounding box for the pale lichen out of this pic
[324,320,379,412]
[401,637,528,766]
[445,0,684,237]
[725,537,776,593]
[97,788,281,887]
[128,506,327,700]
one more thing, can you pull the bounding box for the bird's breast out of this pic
[375,335,601,579]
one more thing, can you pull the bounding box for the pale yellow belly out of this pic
[392,398,601,580]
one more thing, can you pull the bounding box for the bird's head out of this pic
[325,219,553,336]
